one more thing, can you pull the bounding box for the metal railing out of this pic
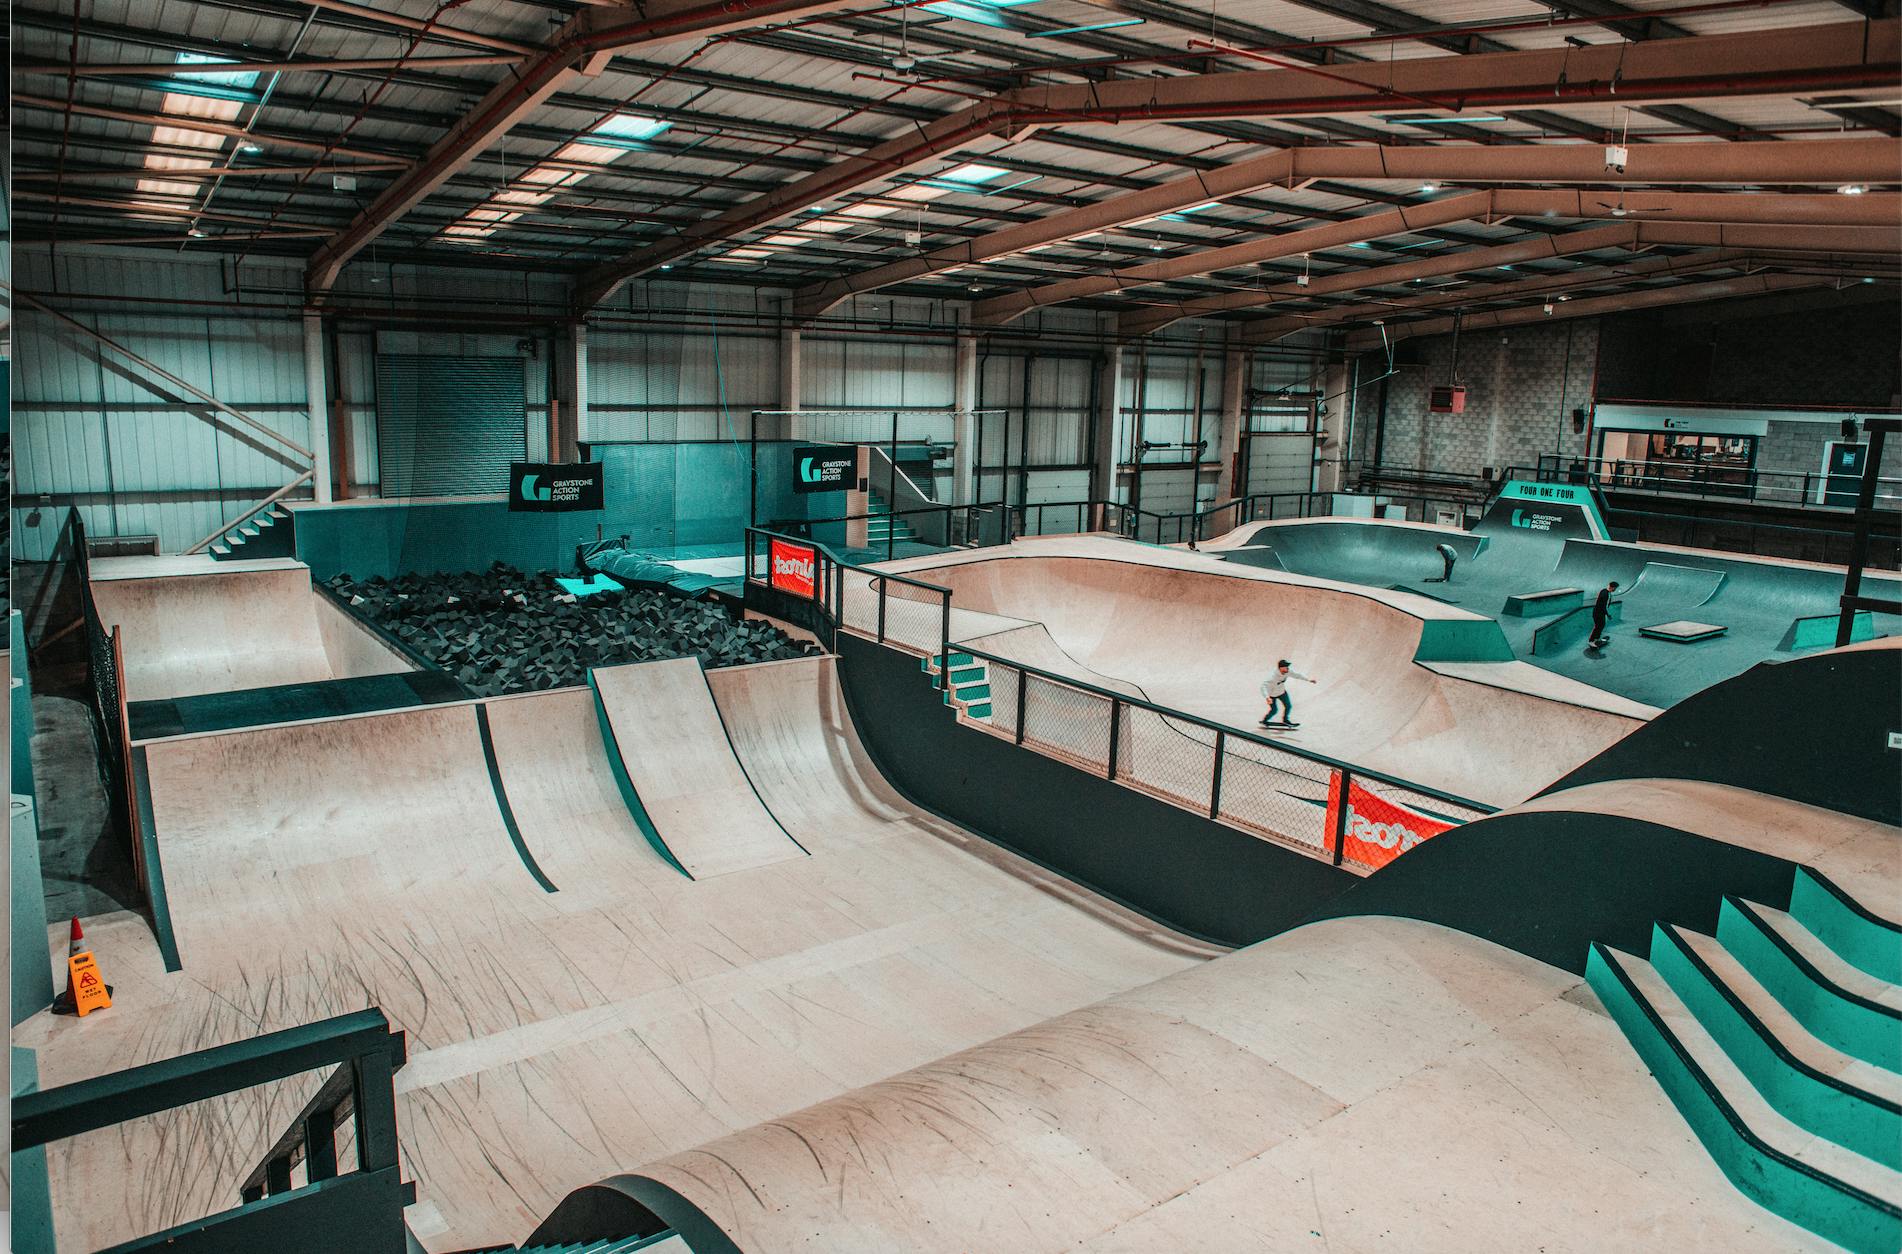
[1528,455,1902,510]
[743,525,1495,871]
[67,508,147,898]
[12,1010,411,1254]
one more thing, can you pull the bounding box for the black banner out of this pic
[793,446,857,494]
[509,461,604,512]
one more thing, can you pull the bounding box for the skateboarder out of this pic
[1427,542,1458,584]
[1589,581,1619,648]
[1260,659,1316,727]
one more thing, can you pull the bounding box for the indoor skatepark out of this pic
[7,3,1902,1252]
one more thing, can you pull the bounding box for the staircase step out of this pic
[1792,867,1902,985]
[1654,923,1902,1168]
[964,702,993,719]
[953,683,992,703]
[1589,944,1902,1254]
[922,653,975,673]
[1721,898,1902,1071]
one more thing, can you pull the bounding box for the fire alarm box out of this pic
[1429,384,1467,414]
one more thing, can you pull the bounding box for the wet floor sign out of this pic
[68,949,112,1017]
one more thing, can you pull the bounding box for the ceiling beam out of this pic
[304,0,886,295]
[790,136,1900,319]
[1123,221,1902,336]
[572,18,1901,311]
[1343,272,1841,346]
[973,190,1902,326]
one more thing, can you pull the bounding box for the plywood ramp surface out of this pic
[590,657,808,879]
[17,659,1206,1253]
[91,566,338,701]
[636,916,1834,1254]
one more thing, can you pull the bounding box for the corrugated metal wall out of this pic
[11,248,312,558]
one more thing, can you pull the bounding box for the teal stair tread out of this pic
[953,684,992,701]
[1604,946,1902,1208]
[1792,868,1902,986]
[1750,901,1902,1016]
[1668,925,1902,1108]
[964,703,993,718]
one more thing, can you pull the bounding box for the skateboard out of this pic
[1585,636,1610,651]
[1258,720,1301,729]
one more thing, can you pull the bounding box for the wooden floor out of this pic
[635,914,1840,1254]
[15,657,1211,1252]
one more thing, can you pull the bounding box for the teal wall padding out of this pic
[1412,618,1517,663]
[11,795,55,1025]
[1790,868,1901,985]
[1649,923,1900,1169]
[1718,897,1902,1071]
[1587,945,1902,1254]
[296,442,855,581]
[13,1046,56,1254]
[13,611,37,802]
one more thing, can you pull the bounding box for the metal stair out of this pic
[457,1231,688,1253]
[1587,866,1901,1253]
[922,649,992,721]
[864,490,917,547]
[210,505,295,560]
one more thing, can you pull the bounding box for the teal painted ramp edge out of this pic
[1588,944,1902,1254]
[1719,897,1902,1071]
[1413,619,1516,663]
[1779,611,1875,652]
[1649,923,1901,1170]
[1791,867,1902,986]
[586,669,694,881]
[13,1046,56,1254]
[131,746,183,973]
[474,705,558,894]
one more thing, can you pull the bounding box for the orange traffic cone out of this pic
[52,917,113,1018]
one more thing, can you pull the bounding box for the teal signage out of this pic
[1484,479,1609,541]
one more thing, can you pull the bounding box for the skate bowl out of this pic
[875,538,1652,807]
[88,557,415,702]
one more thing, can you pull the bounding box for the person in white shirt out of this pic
[1259,659,1316,727]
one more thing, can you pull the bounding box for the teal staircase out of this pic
[923,650,992,721]
[211,505,295,560]
[1587,867,1902,1253]
[460,1235,686,1254]
[864,490,918,548]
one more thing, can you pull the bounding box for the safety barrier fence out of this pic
[65,508,146,895]
[1529,454,1902,510]
[744,525,1495,871]
[11,1010,411,1254]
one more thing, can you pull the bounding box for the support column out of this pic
[953,331,978,505]
[1316,362,1352,493]
[779,327,803,441]
[552,323,584,461]
[572,323,590,448]
[1092,343,1124,512]
[303,312,333,503]
[1214,346,1247,502]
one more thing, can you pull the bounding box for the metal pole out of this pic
[749,411,759,528]
[890,410,900,562]
[1014,666,1028,745]
[1209,730,1226,819]
[877,576,887,644]
[1331,769,1351,867]
[1838,423,1889,647]
[1106,697,1121,781]
[940,592,952,698]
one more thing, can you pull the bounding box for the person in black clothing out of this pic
[1589,581,1619,648]
[1429,542,1458,584]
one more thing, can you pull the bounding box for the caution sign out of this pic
[68,950,112,1017]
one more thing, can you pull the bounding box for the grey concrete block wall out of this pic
[1355,318,1599,478]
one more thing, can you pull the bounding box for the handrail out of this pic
[14,1010,411,1254]
[184,471,313,555]
[868,444,937,507]
[744,523,1496,825]
[960,642,1495,817]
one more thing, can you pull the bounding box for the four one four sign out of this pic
[1323,771,1458,870]
[769,537,817,599]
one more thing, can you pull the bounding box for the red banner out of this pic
[1324,770,1457,870]
[768,537,817,600]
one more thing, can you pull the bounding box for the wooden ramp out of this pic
[588,657,808,879]
[17,660,1209,1252]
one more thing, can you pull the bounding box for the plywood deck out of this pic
[16,658,1208,1252]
